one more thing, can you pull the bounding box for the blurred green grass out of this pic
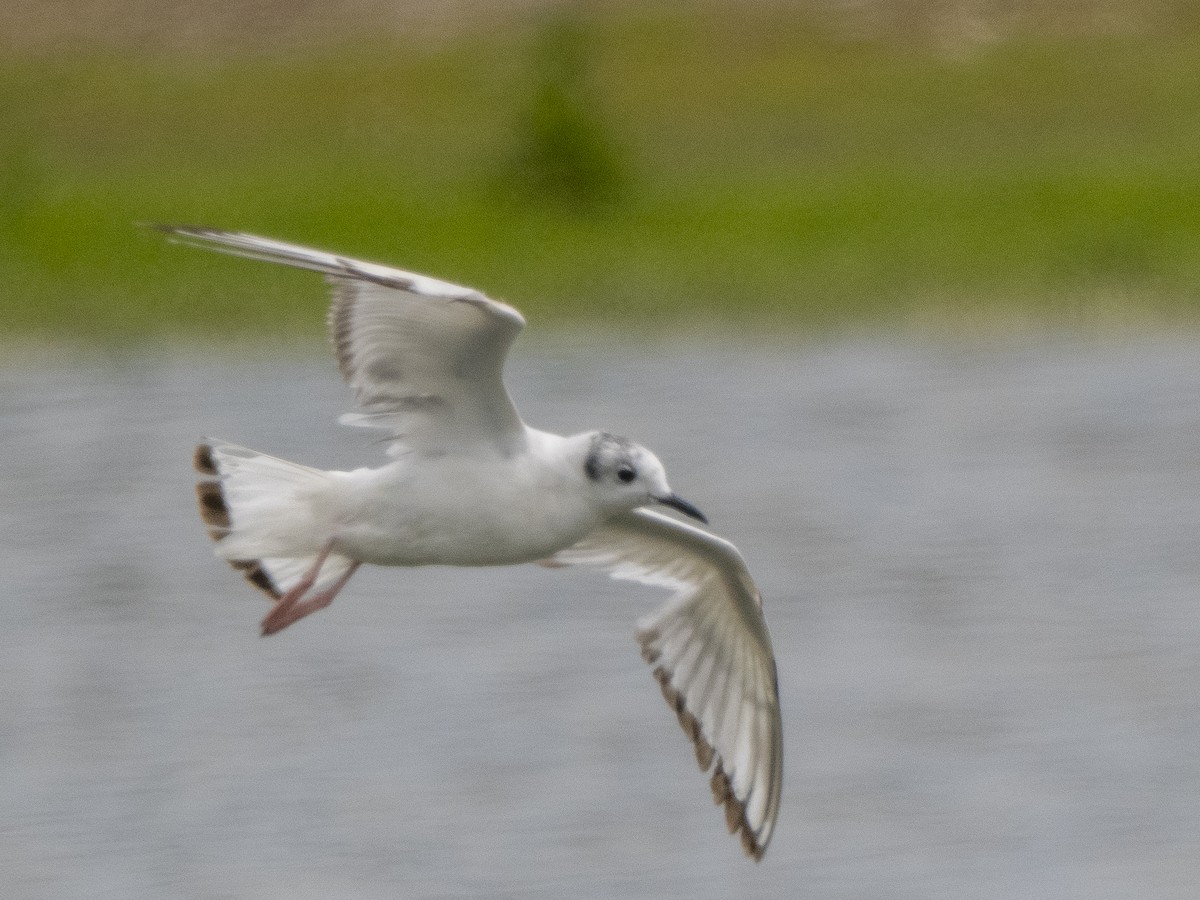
[4,8,1200,342]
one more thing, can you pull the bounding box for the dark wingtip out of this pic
[142,222,202,239]
[143,222,214,234]
[711,761,768,861]
[196,480,230,533]
[145,223,230,246]
[193,442,218,476]
[644,642,770,862]
[191,443,284,604]
[231,559,282,600]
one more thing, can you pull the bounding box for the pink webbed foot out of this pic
[259,541,361,636]
[261,561,360,635]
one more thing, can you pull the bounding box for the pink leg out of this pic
[260,539,334,621]
[260,560,360,636]
[260,540,352,636]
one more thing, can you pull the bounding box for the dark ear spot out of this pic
[584,445,602,481]
[585,431,635,481]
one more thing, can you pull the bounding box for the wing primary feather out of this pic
[159,225,528,456]
[555,509,781,862]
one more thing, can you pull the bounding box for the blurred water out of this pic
[2,335,1199,899]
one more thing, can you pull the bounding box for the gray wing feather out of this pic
[158,225,527,455]
[550,507,783,860]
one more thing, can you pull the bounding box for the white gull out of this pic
[162,226,783,859]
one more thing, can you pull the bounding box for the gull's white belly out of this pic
[324,456,599,567]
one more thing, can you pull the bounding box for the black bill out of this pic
[655,493,708,524]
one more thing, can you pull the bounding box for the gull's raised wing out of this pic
[550,508,783,860]
[158,226,527,456]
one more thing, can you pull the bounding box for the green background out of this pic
[5,5,1200,342]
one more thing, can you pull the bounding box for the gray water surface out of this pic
[2,336,1199,898]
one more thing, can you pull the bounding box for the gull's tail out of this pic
[194,440,355,598]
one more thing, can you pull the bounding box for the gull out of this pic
[161,225,782,860]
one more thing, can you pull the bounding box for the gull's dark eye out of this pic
[617,467,636,484]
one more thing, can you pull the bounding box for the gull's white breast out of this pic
[326,430,600,567]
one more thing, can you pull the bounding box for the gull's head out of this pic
[581,431,707,524]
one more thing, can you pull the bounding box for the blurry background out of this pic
[6,0,1200,339]
[3,1,1200,897]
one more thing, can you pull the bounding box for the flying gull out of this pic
[160,226,783,859]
